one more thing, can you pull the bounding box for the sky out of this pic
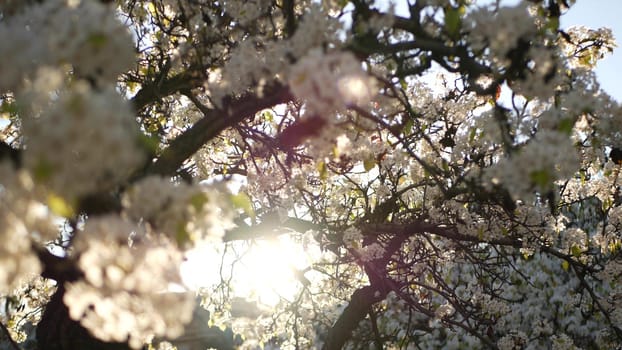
[488,0,622,101]
[561,0,622,101]
[388,0,622,101]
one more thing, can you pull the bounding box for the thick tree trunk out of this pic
[37,286,134,350]
[321,286,387,350]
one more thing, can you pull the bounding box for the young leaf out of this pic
[231,192,255,220]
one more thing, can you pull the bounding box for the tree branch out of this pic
[130,69,203,111]
[34,245,82,283]
[0,140,20,167]
[321,286,387,350]
[282,0,297,38]
[145,83,292,177]
[224,216,322,242]
[322,233,409,349]
[0,321,20,350]
[362,221,520,247]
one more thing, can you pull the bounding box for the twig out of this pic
[0,321,21,350]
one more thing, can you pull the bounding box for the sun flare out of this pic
[180,234,314,307]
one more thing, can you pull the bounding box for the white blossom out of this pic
[288,49,375,117]
[65,215,195,349]
[466,3,537,61]
[21,82,145,200]
[123,176,233,248]
[0,162,56,293]
[0,0,135,92]
[484,130,580,202]
[359,242,385,262]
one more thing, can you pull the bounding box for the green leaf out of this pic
[138,133,159,153]
[580,170,586,184]
[33,159,54,182]
[444,6,464,39]
[125,81,139,93]
[88,33,108,49]
[578,51,596,68]
[547,17,560,32]
[189,193,209,211]
[262,111,273,122]
[570,245,582,257]
[146,122,159,133]
[157,114,167,126]
[403,119,414,136]
[175,223,191,246]
[558,118,574,135]
[530,169,552,189]
[231,192,255,220]
[603,196,613,211]
[0,101,18,115]
[363,158,376,172]
[468,127,477,142]
[561,260,570,271]
[47,193,75,218]
[317,160,328,180]
[400,79,408,91]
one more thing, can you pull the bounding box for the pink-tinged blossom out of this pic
[288,49,375,117]
[359,242,385,262]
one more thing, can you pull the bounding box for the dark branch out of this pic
[144,83,292,177]
[37,286,134,350]
[0,321,20,350]
[321,286,387,350]
[34,245,82,283]
[282,0,297,38]
[362,221,520,247]
[130,69,204,111]
[0,140,20,167]
[224,216,322,242]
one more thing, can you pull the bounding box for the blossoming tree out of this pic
[0,0,621,349]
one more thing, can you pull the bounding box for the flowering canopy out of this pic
[0,0,621,349]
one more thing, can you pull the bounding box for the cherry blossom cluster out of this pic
[561,26,616,69]
[223,0,271,26]
[465,3,537,66]
[64,215,195,349]
[0,162,55,293]
[484,130,580,202]
[21,82,145,200]
[212,4,342,103]
[1,276,55,343]
[122,175,233,248]
[0,0,135,93]
[411,252,607,348]
[288,49,375,117]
